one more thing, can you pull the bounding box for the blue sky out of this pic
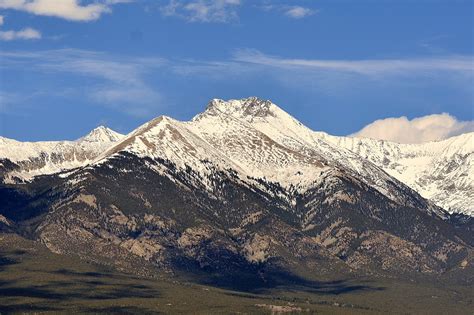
[0,0,473,142]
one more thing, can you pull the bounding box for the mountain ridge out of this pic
[0,97,472,216]
[0,126,124,181]
[318,131,473,215]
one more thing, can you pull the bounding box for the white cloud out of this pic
[351,113,474,143]
[0,27,41,40]
[0,15,41,41]
[0,0,132,21]
[285,6,314,19]
[233,50,474,76]
[161,0,241,23]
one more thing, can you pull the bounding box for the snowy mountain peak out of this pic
[197,97,279,121]
[96,114,247,179]
[0,126,124,181]
[79,126,124,143]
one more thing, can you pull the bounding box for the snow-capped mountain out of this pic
[78,125,124,143]
[86,98,431,216]
[1,97,472,284]
[187,98,437,212]
[91,97,470,216]
[318,132,474,216]
[0,98,471,217]
[0,126,124,181]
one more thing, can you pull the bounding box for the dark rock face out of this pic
[1,151,472,288]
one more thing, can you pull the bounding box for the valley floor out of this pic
[0,233,472,314]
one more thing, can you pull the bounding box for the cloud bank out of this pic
[352,113,474,143]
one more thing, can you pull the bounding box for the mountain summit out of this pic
[80,126,124,143]
[200,97,279,119]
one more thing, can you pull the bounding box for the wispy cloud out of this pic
[0,90,43,114]
[284,6,315,19]
[0,14,41,41]
[259,4,316,19]
[0,27,41,40]
[233,49,474,76]
[0,91,20,112]
[352,113,474,143]
[0,0,132,21]
[0,49,165,116]
[161,0,241,23]
[2,48,473,117]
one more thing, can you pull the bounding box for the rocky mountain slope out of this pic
[0,97,472,288]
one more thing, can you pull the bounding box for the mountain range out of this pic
[0,97,472,288]
[1,97,472,216]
